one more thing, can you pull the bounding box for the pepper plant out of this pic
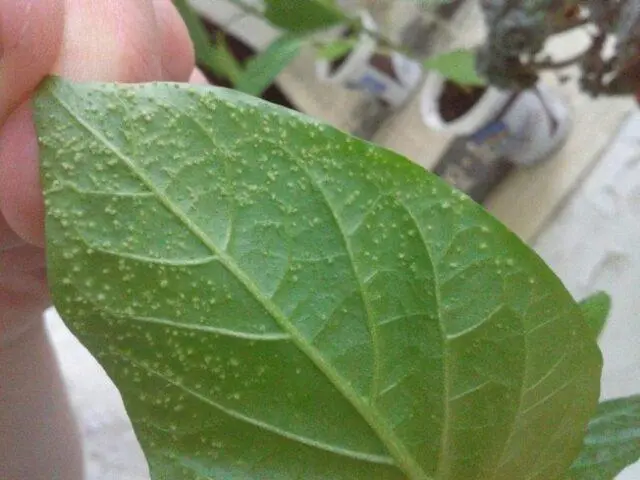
[174,0,486,96]
[33,75,639,479]
[176,0,640,104]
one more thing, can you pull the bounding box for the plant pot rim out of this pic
[420,73,513,134]
[316,10,378,84]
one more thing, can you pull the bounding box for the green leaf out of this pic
[174,0,243,83]
[210,33,243,85]
[579,292,612,340]
[173,0,210,63]
[235,35,303,96]
[34,76,602,480]
[423,49,486,87]
[568,395,640,480]
[316,38,358,60]
[264,0,347,33]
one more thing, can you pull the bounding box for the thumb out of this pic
[0,0,65,247]
[0,0,65,123]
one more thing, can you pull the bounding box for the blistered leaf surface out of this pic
[34,77,601,480]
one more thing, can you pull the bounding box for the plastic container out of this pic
[420,73,572,166]
[316,11,422,107]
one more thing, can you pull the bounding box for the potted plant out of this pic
[420,70,571,167]
[419,0,639,169]
[315,10,423,107]
[476,0,640,102]
[178,1,473,111]
[415,0,640,200]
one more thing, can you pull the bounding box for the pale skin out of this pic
[0,1,207,477]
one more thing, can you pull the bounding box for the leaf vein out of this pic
[269,141,382,400]
[388,195,451,479]
[50,87,432,480]
[112,346,395,465]
[108,312,291,341]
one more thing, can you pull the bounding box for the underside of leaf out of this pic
[34,77,602,480]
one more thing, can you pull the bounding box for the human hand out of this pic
[0,0,197,343]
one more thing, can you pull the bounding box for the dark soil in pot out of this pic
[439,80,486,122]
[330,53,349,73]
[369,54,399,81]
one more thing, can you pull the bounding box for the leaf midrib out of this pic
[397,203,452,479]
[47,83,433,480]
[257,137,382,398]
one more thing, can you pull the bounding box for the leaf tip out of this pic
[579,291,613,339]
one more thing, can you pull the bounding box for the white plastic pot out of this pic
[316,11,422,107]
[420,73,572,166]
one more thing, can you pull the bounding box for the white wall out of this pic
[535,112,640,479]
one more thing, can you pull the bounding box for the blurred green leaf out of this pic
[174,0,243,83]
[235,35,303,96]
[264,0,347,33]
[579,291,612,340]
[569,394,640,480]
[423,49,486,86]
[316,38,358,60]
[211,33,243,85]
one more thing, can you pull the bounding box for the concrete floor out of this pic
[45,112,640,479]
[47,311,149,480]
